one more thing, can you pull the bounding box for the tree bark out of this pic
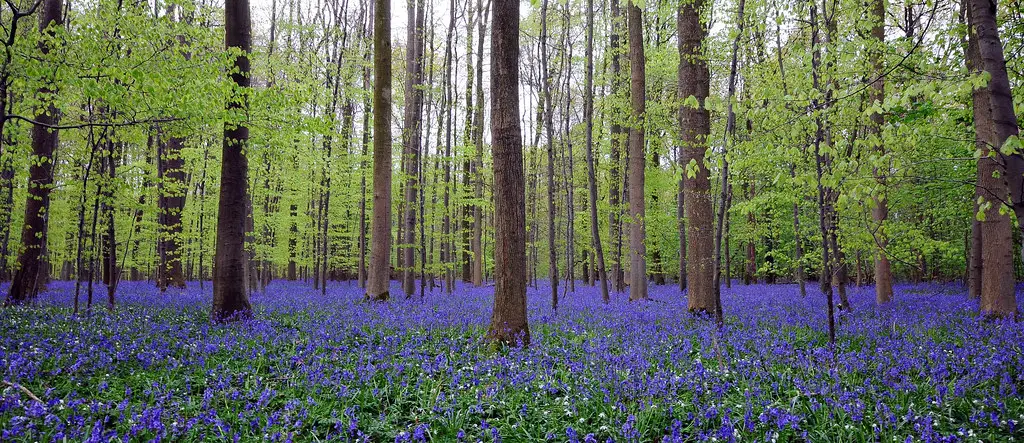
[366,0,393,301]
[608,0,625,293]
[471,0,488,288]
[212,0,254,321]
[540,0,559,310]
[625,0,647,301]
[968,0,1017,318]
[486,0,529,346]
[678,0,713,312]
[712,0,746,326]
[7,0,62,304]
[157,128,188,290]
[810,0,836,345]
[402,0,425,297]
[868,0,893,305]
[584,0,609,304]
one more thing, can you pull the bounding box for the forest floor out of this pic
[1,280,1022,442]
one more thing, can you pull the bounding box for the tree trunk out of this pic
[212,0,254,321]
[810,0,836,345]
[486,0,530,346]
[625,0,647,302]
[583,0,609,304]
[102,134,118,309]
[711,0,746,326]
[608,0,625,293]
[402,0,425,297]
[6,0,62,305]
[868,0,893,305]
[968,0,1017,318]
[678,0,713,312]
[358,20,372,289]
[471,0,488,288]
[791,165,806,297]
[366,0,393,301]
[540,0,559,311]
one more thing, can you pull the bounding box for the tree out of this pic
[968,0,1018,319]
[486,0,529,346]
[607,0,625,293]
[625,0,646,302]
[402,0,425,297]
[212,0,254,321]
[583,0,609,304]
[867,0,892,305]
[540,0,558,310]
[6,0,63,305]
[679,0,713,313]
[157,127,188,290]
[712,0,746,326]
[366,0,392,302]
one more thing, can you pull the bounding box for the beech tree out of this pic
[486,0,529,346]
[366,0,392,302]
[6,0,62,305]
[625,0,646,301]
[211,0,254,321]
[679,0,713,312]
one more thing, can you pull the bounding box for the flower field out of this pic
[1,281,1022,442]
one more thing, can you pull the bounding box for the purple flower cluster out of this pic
[0,280,1021,441]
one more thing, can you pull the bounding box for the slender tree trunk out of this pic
[402,0,425,296]
[358,25,372,289]
[366,0,393,301]
[471,0,489,288]
[968,0,1018,318]
[608,0,625,293]
[677,156,686,292]
[6,0,62,304]
[678,0,713,312]
[198,146,209,289]
[0,154,13,282]
[102,133,118,309]
[810,0,836,345]
[212,0,254,321]
[486,0,529,346]
[711,0,745,326]
[540,0,559,310]
[584,0,609,303]
[791,165,806,297]
[440,0,455,294]
[868,0,893,304]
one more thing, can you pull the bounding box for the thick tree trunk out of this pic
[7,0,62,304]
[486,0,529,346]
[157,127,188,289]
[678,0,714,312]
[366,0,393,301]
[583,0,609,304]
[212,0,254,321]
[968,0,1018,318]
[625,0,647,302]
[868,0,893,305]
